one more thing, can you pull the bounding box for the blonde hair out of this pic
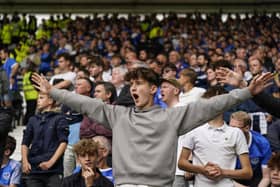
[231,111,251,127]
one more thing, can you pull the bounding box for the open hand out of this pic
[248,72,274,95]
[216,67,244,87]
[31,73,52,94]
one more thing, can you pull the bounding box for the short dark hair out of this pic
[95,81,117,104]
[88,55,104,68]
[5,136,16,156]
[213,60,232,70]
[0,48,9,54]
[125,67,160,87]
[57,52,71,62]
[202,85,228,99]
[78,77,94,93]
[77,67,90,77]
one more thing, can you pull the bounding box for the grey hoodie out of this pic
[50,87,252,186]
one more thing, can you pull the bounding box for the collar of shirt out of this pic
[206,122,228,132]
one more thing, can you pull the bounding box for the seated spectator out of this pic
[0,136,21,187]
[63,139,113,187]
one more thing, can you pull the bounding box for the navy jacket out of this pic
[22,111,69,174]
[63,169,113,187]
[253,92,280,118]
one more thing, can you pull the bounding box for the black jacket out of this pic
[62,169,114,187]
[253,92,280,118]
[21,111,69,174]
[267,120,280,152]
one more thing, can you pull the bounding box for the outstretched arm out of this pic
[216,68,279,117]
[31,73,116,129]
[173,72,274,135]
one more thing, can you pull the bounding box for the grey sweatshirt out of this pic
[50,87,252,186]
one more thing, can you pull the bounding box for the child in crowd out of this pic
[21,92,69,187]
[0,136,21,187]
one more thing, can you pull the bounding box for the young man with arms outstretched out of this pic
[32,67,272,187]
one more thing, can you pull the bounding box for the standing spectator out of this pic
[32,67,270,186]
[110,55,122,68]
[0,136,21,187]
[49,53,76,90]
[88,56,104,82]
[206,65,218,87]
[267,119,280,153]
[21,92,69,187]
[230,111,272,187]
[233,59,252,82]
[156,53,168,67]
[124,51,139,72]
[178,86,252,187]
[0,63,9,107]
[148,59,164,75]
[162,63,177,79]
[160,78,189,187]
[196,53,208,88]
[236,47,247,62]
[169,50,188,76]
[110,66,134,107]
[22,60,38,126]
[78,53,90,70]
[62,139,113,187]
[0,48,19,107]
[39,43,52,75]
[178,68,206,105]
[273,58,280,98]
[79,81,116,141]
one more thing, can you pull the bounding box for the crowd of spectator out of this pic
[0,12,280,187]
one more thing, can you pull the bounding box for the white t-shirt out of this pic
[49,71,76,88]
[183,123,248,187]
[179,87,205,105]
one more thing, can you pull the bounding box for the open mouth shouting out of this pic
[132,93,140,103]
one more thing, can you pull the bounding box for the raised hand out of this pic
[248,73,274,95]
[31,73,52,94]
[216,67,244,87]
